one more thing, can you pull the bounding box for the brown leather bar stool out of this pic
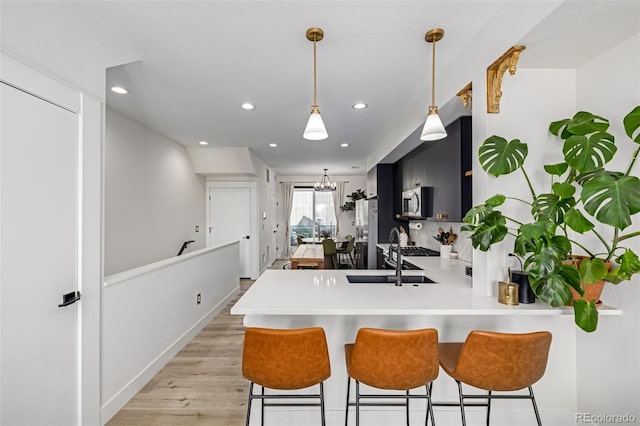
[242,327,331,426]
[438,330,552,426]
[344,328,439,426]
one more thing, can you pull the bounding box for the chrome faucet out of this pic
[388,227,403,286]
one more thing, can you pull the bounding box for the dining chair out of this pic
[337,236,355,267]
[322,238,341,269]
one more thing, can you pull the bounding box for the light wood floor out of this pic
[107,279,253,426]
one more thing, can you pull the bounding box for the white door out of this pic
[270,192,277,264]
[1,83,79,425]
[208,186,252,277]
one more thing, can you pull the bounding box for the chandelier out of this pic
[314,169,336,192]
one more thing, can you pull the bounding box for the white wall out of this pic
[574,34,640,420]
[105,108,206,275]
[470,34,640,419]
[101,244,240,423]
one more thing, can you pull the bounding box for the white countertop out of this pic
[230,257,620,316]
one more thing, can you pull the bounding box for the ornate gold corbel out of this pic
[486,46,526,113]
[456,82,473,110]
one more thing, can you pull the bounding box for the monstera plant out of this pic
[462,106,640,332]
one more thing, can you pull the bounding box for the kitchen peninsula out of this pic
[231,258,620,426]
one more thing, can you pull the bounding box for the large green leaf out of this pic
[533,267,574,308]
[531,193,575,223]
[548,235,572,259]
[624,105,640,143]
[478,136,528,177]
[525,252,557,285]
[578,258,608,284]
[464,211,508,251]
[558,263,582,294]
[563,132,616,173]
[606,249,640,283]
[485,194,506,207]
[573,299,599,332]
[575,168,624,186]
[514,221,552,256]
[550,111,609,139]
[564,208,594,233]
[544,162,569,176]
[582,174,640,230]
[552,182,576,198]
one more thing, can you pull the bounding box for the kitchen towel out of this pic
[409,222,423,230]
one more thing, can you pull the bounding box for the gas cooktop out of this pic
[393,246,440,256]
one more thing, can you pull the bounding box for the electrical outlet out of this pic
[196,293,201,305]
[195,225,200,232]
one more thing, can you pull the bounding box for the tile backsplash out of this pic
[407,221,472,263]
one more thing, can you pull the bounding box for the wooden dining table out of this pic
[301,237,348,245]
[290,244,326,269]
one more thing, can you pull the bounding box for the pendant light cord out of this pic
[313,35,318,108]
[431,36,436,107]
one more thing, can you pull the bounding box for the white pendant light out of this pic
[314,169,336,192]
[303,27,328,140]
[420,28,447,141]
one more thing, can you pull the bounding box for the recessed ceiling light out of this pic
[341,143,349,147]
[269,143,278,147]
[111,86,128,94]
[352,103,367,110]
[199,141,208,145]
[241,103,255,110]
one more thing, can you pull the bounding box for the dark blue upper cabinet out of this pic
[395,116,472,222]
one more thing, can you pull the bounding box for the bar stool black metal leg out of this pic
[428,383,435,426]
[486,390,492,426]
[320,382,326,426]
[246,383,254,426]
[424,383,435,426]
[406,389,410,426]
[260,386,265,426]
[355,381,361,426]
[456,380,467,426]
[529,386,543,426]
[345,378,351,426]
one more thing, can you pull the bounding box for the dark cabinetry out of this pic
[366,165,408,268]
[396,116,472,222]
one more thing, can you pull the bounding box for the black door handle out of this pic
[245,235,250,239]
[58,291,81,307]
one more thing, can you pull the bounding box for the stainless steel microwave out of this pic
[402,187,432,218]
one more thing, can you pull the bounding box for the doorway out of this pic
[206,182,257,279]
[1,55,101,425]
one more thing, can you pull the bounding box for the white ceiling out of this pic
[73,0,639,177]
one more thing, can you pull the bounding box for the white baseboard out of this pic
[101,286,240,424]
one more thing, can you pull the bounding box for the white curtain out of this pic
[332,182,346,238]
[282,182,295,256]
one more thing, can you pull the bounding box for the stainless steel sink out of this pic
[346,274,436,284]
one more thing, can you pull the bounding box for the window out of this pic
[289,187,336,245]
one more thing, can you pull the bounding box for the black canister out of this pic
[510,270,536,304]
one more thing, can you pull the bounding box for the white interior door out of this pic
[270,192,277,264]
[1,82,79,425]
[208,186,252,277]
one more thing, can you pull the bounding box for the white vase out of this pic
[440,244,453,258]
